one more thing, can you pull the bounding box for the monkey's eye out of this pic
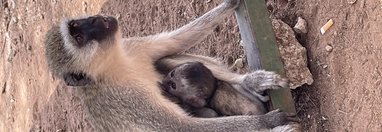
[74,34,84,43]
[169,82,176,90]
[169,71,175,78]
[103,17,108,22]
[73,73,85,81]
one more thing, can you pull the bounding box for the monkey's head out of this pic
[162,62,217,108]
[45,15,120,80]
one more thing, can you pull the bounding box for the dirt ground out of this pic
[1,0,381,131]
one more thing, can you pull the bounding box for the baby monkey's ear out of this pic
[63,72,93,86]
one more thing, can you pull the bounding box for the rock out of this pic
[233,58,244,68]
[116,13,121,20]
[293,17,308,34]
[40,13,44,19]
[27,45,32,51]
[347,0,357,4]
[82,2,88,12]
[12,16,18,23]
[239,40,244,47]
[325,45,333,52]
[271,19,314,89]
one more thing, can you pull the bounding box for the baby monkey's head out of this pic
[162,62,217,108]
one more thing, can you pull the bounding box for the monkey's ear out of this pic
[63,72,93,86]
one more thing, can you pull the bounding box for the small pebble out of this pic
[82,2,88,12]
[293,17,308,34]
[233,58,244,68]
[40,13,44,19]
[347,0,357,4]
[325,45,333,52]
[27,45,32,51]
[239,40,244,47]
[116,13,121,19]
[322,65,328,69]
[11,16,18,23]
[82,1,87,6]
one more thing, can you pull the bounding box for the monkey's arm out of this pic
[156,54,241,83]
[136,1,239,60]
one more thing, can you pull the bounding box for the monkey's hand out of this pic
[263,109,300,128]
[224,0,241,9]
[240,70,289,94]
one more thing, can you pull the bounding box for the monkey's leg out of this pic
[124,1,240,60]
[156,54,288,102]
[189,109,299,131]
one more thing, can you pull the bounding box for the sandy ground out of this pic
[1,0,381,131]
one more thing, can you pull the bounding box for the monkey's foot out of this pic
[241,70,289,93]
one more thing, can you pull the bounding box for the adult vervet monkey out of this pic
[44,0,298,131]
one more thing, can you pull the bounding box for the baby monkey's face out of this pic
[161,62,217,108]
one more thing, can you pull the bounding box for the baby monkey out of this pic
[160,62,267,118]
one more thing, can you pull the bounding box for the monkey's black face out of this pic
[68,15,118,47]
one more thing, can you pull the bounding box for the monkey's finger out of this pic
[285,112,300,123]
[286,117,301,123]
[286,112,297,117]
[267,109,281,114]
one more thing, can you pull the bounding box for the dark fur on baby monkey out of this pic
[160,62,267,118]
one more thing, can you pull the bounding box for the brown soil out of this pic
[1,0,381,131]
